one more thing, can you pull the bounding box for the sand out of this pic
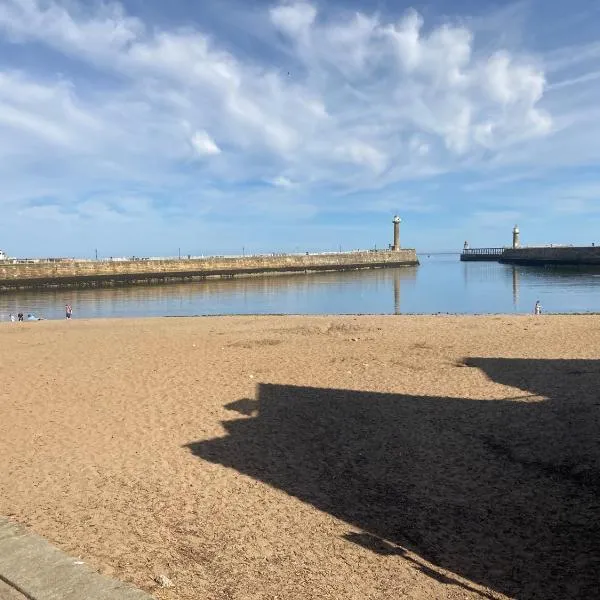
[1,315,599,600]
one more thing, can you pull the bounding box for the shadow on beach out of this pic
[186,358,600,599]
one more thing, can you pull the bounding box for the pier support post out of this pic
[393,216,401,251]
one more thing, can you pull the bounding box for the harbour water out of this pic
[1,254,600,320]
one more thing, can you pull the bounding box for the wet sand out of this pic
[1,315,599,599]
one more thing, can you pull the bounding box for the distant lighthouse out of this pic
[392,215,401,251]
[512,225,520,249]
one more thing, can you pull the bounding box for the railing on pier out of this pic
[460,247,506,262]
[462,248,505,256]
[0,248,396,264]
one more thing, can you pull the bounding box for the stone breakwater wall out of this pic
[500,247,600,266]
[0,249,418,291]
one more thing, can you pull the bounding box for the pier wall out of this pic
[500,247,600,266]
[0,249,418,290]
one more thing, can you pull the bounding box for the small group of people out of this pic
[9,312,42,321]
[8,304,73,322]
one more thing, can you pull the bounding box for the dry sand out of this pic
[1,315,599,600]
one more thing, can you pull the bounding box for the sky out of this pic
[0,0,599,257]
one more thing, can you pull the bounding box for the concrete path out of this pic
[0,578,28,600]
[0,518,153,600]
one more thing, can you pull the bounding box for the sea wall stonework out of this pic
[500,247,600,266]
[0,250,419,290]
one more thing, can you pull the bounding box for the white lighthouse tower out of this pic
[392,216,401,251]
[512,225,520,249]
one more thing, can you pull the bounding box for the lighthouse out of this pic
[512,225,520,249]
[392,215,401,251]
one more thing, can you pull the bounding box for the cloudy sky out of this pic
[0,0,599,257]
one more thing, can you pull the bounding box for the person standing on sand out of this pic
[534,300,542,315]
[17,312,24,322]
[65,304,73,319]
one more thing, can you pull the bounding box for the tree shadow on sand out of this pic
[185,358,600,599]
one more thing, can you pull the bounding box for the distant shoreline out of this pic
[3,311,600,324]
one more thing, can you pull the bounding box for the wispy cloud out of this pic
[0,1,553,192]
[544,40,600,73]
[0,0,598,254]
[547,70,600,90]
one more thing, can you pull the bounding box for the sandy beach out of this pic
[1,315,599,600]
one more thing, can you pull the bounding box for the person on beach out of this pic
[9,313,15,322]
[534,300,542,315]
[17,312,24,322]
[65,304,72,319]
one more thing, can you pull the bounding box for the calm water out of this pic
[1,254,600,320]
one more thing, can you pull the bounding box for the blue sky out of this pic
[0,0,599,257]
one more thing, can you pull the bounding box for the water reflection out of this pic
[512,266,520,309]
[0,266,418,320]
[393,271,401,315]
[1,256,600,319]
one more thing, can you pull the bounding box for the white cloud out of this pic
[191,130,221,156]
[0,0,142,60]
[485,53,538,104]
[409,136,430,157]
[334,141,387,173]
[0,70,100,149]
[0,0,595,234]
[270,2,317,38]
[269,176,295,188]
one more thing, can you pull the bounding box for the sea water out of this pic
[1,254,599,320]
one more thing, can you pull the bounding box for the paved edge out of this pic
[0,577,29,600]
[0,518,153,600]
